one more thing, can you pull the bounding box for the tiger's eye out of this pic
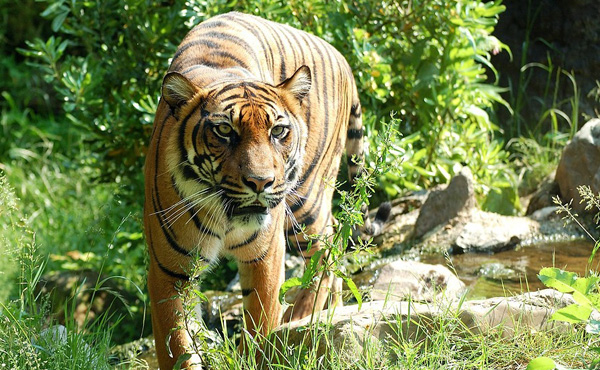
[214,124,233,138]
[271,125,288,138]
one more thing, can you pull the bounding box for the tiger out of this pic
[143,12,389,369]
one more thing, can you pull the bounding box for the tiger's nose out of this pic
[242,175,275,193]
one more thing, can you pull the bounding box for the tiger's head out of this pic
[162,66,311,232]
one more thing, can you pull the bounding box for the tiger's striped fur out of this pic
[144,12,371,369]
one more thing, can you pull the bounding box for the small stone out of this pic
[451,213,538,254]
[414,167,477,239]
[370,260,465,302]
[478,262,519,281]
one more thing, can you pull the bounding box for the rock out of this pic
[530,206,560,221]
[376,208,420,250]
[200,291,243,333]
[36,325,97,366]
[372,192,427,247]
[38,325,68,348]
[417,209,539,255]
[555,119,600,213]
[109,336,156,368]
[414,167,477,239]
[275,300,440,358]
[477,262,520,281]
[525,174,560,215]
[275,289,574,358]
[225,273,241,291]
[461,289,574,337]
[452,214,538,253]
[370,260,466,302]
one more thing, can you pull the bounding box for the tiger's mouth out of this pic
[228,205,269,217]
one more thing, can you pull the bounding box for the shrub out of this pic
[20,0,516,211]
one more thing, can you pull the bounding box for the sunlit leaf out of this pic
[538,268,578,293]
[526,357,556,370]
[279,277,303,304]
[173,353,192,370]
[550,303,593,324]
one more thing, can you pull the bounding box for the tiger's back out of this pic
[144,12,365,369]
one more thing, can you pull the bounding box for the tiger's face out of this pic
[162,67,311,233]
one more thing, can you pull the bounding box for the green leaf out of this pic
[526,357,556,370]
[304,249,325,283]
[571,290,594,309]
[538,268,578,293]
[550,303,593,324]
[336,272,362,310]
[52,10,70,32]
[482,185,519,215]
[279,277,302,305]
[173,353,192,370]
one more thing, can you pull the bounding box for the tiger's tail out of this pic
[346,91,391,239]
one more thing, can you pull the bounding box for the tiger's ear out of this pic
[278,65,312,101]
[162,72,199,109]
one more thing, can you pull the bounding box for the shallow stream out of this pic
[421,239,597,299]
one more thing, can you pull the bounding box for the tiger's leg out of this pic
[148,261,202,370]
[236,219,286,351]
[282,216,342,322]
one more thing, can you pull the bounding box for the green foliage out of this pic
[2,153,147,290]
[505,0,582,141]
[16,0,516,212]
[19,0,190,191]
[321,0,513,206]
[539,267,599,326]
[294,0,515,210]
[0,112,149,343]
[0,174,117,369]
[279,120,398,315]
[509,133,569,196]
[529,186,600,370]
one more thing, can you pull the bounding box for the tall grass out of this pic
[157,292,598,369]
[0,173,122,369]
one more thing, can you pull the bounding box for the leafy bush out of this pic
[19,0,516,212]
[314,0,516,211]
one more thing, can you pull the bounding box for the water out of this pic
[420,240,597,299]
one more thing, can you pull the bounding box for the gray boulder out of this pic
[413,167,477,239]
[461,289,574,337]
[275,289,574,358]
[555,118,600,212]
[452,213,538,254]
[370,260,465,302]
